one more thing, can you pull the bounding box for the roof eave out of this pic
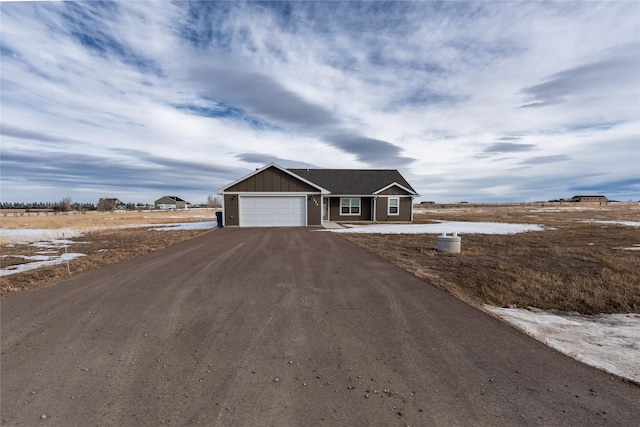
[372,182,418,196]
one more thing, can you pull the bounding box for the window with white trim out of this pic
[388,197,399,215]
[340,198,361,215]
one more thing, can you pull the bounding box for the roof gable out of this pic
[217,163,330,194]
[372,182,416,196]
[288,168,417,196]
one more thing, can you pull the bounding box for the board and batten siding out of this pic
[223,194,240,226]
[225,167,317,193]
[223,166,322,227]
[307,196,322,226]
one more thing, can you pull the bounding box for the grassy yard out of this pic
[0,209,217,231]
[1,210,217,296]
[342,203,640,315]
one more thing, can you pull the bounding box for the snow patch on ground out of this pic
[0,252,86,277]
[615,244,640,251]
[329,221,638,382]
[1,228,82,244]
[31,239,85,248]
[485,306,640,384]
[329,221,544,235]
[151,222,218,231]
[0,222,216,276]
[1,222,217,244]
[589,220,640,227]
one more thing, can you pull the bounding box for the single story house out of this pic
[97,198,125,211]
[215,163,419,227]
[570,195,608,203]
[155,196,191,210]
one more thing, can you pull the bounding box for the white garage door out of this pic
[240,196,306,227]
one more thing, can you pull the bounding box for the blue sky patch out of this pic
[0,1,638,203]
[173,101,280,131]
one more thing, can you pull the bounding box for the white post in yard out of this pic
[63,232,70,275]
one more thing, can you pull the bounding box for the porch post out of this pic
[372,197,377,222]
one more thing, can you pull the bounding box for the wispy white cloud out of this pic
[1,1,638,203]
[521,43,639,108]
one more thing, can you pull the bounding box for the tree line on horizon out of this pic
[1,195,223,211]
[0,200,151,212]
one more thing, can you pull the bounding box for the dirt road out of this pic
[2,228,639,426]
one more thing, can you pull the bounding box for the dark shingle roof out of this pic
[168,196,187,203]
[288,169,416,195]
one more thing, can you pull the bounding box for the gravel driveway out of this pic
[2,228,639,426]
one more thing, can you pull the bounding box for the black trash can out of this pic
[215,211,223,228]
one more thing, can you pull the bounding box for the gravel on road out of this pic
[2,228,639,426]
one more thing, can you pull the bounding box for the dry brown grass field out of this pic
[343,202,640,315]
[0,209,217,231]
[2,204,639,316]
[1,227,214,296]
[1,210,218,296]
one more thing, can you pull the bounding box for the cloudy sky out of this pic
[1,1,638,204]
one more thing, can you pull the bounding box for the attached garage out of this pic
[216,162,418,228]
[239,196,306,227]
[216,164,327,228]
